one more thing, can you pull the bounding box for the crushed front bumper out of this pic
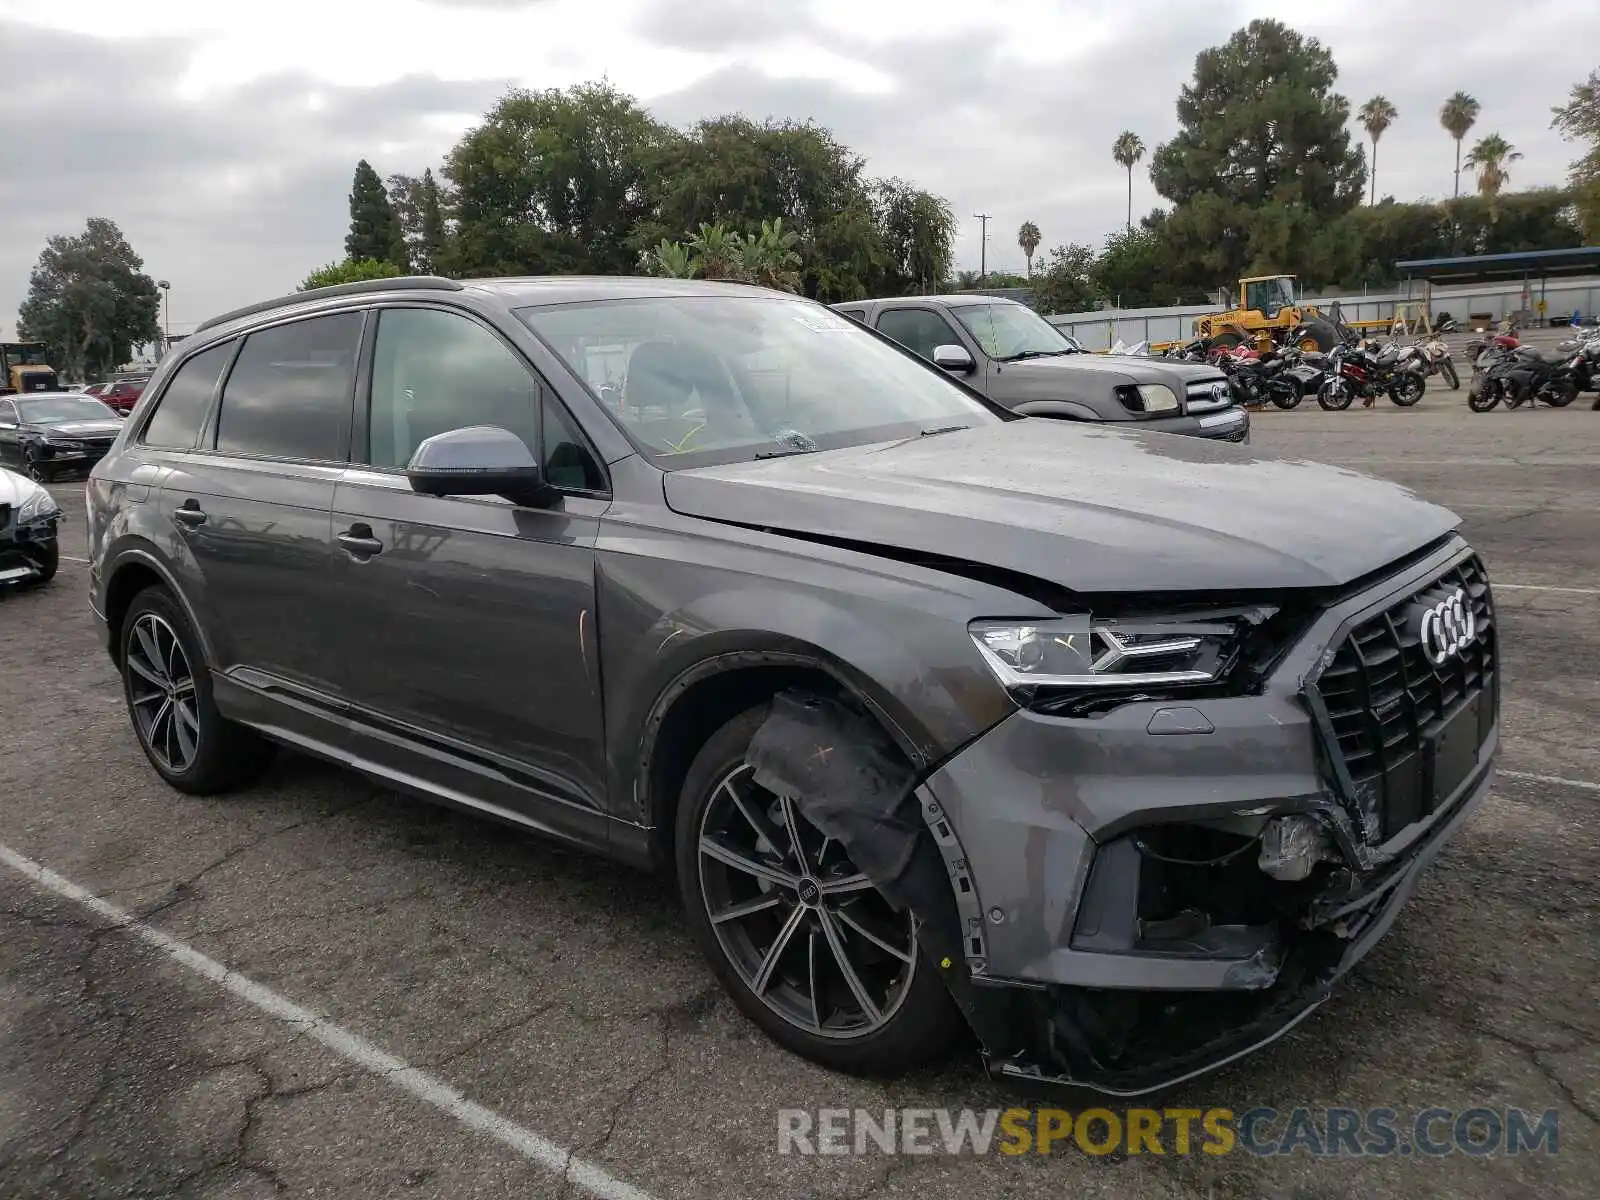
[903,537,1498,1095]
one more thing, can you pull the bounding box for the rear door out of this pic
[156,311,363,749]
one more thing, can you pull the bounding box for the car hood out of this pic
[1013,354,1225,386]
[663,420,1460,593]
[31,418,124,436]
[0,466,47,508]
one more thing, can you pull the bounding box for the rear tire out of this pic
[119,587,274,794]
[1543,380,1578,408]
[675,703,963,1076]
[1388,374,1425,406]
[1271,385,1303,410]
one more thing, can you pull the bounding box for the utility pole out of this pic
[973,213,990,283]
[156,280,171,356]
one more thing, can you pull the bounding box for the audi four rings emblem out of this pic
[1418,587,1475,666]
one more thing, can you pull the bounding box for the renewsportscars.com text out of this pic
[777,1106,1560,1158]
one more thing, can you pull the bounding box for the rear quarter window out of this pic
[141,344,234,449]
[214,312,362,462]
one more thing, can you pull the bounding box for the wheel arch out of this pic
[102,546,212,667]
[634,642,936,874]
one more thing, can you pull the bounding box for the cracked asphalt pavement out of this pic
[2,397,1597,1198]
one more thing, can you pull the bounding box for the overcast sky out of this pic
[3,0,1594,341]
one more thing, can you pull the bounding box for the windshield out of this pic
[951,304,1077,360]
[1244,278,1297,317]
[4,345,50,366]
[519,295,1000,468]
[17,395,119,423]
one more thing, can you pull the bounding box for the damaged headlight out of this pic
[969,616,1242,696]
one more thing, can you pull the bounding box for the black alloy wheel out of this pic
[125,612,201,774]
[119,587,274,793]
[676,705,963,1075]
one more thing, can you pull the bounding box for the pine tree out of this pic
[420,168,446,272]
[346,160,407,269]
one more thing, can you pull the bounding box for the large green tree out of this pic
[388,167,450,274]
[298,258,406,292]
[1149,19,1365,292]
[871,178,955,296]
[1030,243,1101,314]
[1552,70,1600,241]
[444,83,667,277]
[17,218,160,380]
[346,160,406,268]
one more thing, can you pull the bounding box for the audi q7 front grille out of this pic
[1313,555,1496,841]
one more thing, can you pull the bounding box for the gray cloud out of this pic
[0,20,508,340]
[4,2,1596,341]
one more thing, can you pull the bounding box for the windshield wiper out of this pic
[754,445,818,459]
[996,349,1076,361]
[920,424,972,437]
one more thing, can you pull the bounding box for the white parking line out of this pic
[0,841,661,1200]
[61,554,89,563]
[1498,769,1600,794]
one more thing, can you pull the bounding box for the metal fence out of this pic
[1045,278,1600,350]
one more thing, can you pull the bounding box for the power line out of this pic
[973,212,991,282]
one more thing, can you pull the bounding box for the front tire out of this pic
[1440,359,1460,390]
[675,703,962,1076]
[23,451,52,483]
[26,542,58,585]
[119,587,274,794]
[1317,379,1353,410]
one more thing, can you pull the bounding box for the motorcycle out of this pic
[1467,335,1583,411]
[1227,348,1307,410]
[1412,338,1459,390]
[1316,341,1427,409]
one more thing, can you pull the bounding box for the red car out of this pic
[85,378,148,414]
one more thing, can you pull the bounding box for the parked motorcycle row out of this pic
[1465,325,1600,413]
[1164,334,1454,411]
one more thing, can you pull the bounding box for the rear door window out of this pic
[142,344,233,449]
[215,312,362,462]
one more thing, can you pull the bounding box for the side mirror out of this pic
[931,344,975,373]
[405,425,556,508]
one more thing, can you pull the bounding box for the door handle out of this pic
[172,501,207,528]
[338,524,383,558]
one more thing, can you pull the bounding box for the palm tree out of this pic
[1465,133,1522,207]
[1440,92,1481,199]
[1111,131,1145,230]
[1358,95,1398,205]
[1017,221,1041,276]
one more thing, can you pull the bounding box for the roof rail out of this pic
[193,275,465,334]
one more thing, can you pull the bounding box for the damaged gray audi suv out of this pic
[86,276,1498,1095]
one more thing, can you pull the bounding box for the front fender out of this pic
[594,526,1036,823]
[1012,400,1103,421]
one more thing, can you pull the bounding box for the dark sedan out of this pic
[0,465,62,585]
[0,391,125,481]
